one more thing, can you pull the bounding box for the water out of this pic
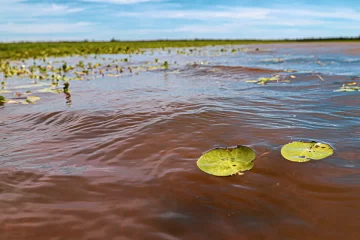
[0,43,359,240]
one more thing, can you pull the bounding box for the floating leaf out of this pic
[281,141,334,162]
[38,88,63,93]
[26,95,40,103]
[0,90,11,94]
[245,75,280,85]
[0,95,6,103]
[197,145,256,176]
[334,85,359,92]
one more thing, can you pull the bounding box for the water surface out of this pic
[0,43,359,240]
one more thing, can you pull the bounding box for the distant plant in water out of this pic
[163,61,169,69]
[63,82,69,93]
[62,63,68,73]
[0,95,5,103]
[77,61,85,68]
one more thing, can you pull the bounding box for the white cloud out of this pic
[0,22,91,34]
[0,2,84,17]
[36,4,84,15]
[118,8,271,20]
[117,6,360,21]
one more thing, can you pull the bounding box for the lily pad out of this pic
[0,90,11,94]
[26,96,40,103]
[281,141,334,162]
[38,88,63,94]
[197,145,256,176]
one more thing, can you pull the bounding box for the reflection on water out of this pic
[0,43,359,240]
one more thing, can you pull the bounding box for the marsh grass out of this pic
[1,38,359,60]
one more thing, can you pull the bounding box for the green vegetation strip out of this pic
[1,38,360,60]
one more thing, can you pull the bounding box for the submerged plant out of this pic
[197,145,256,177]
[281,141,334,162]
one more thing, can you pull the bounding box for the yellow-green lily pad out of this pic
[281,141,334,162]
[26,96,40,103]
[197,145,256,176]
[38,88,63,94]
[0,90,11,94]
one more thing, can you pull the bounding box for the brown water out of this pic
[1,43,360,240]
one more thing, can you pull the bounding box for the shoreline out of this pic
[1,39,360,60]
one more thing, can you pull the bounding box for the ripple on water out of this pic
[0,43,360,239]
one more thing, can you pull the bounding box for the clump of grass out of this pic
[63,82,70,93]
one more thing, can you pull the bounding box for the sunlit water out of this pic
[0,43,359,240]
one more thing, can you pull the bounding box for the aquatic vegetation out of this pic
[334,84,359,92]
[281,141,334,162]
[38,87,63,94]
[163,61,169,70]
[0,90,11,93]
[63,82,70,93]
[245,75,281,85]
[0,95,5,103]
[26,95,40,103]
[197,145,256,176]
[1,38,358,61]
[4,95,41,105]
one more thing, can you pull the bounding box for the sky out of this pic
[0,0,359,42]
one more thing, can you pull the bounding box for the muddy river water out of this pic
[0,43,359,239]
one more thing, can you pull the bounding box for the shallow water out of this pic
[0,43,360,240]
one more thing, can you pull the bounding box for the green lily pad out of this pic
[281,141,334,162]
[0,95,6,103]
[197,145,256,176]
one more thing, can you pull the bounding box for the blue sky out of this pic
[0,0,359,42]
